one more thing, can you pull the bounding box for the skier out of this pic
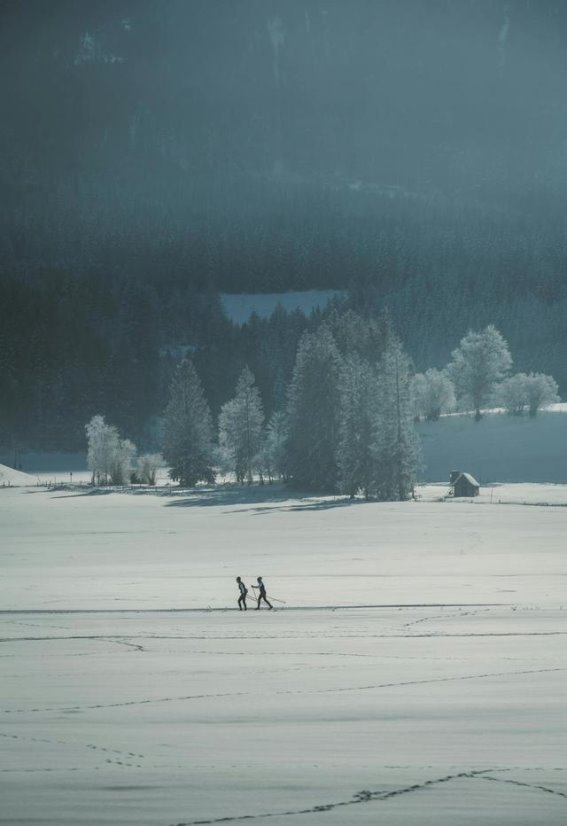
[253,576,273,610]
[236,576,248,611]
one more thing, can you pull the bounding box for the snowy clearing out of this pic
[1,482,565,824]
[418,408,567,483]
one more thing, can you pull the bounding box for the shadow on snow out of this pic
[46,482,369,511]
[163,484,361,512]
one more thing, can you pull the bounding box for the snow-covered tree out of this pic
[336,355,377,498]
[109,437,137,485]
[499,372,560,417]
[497,373,529,415]
[326,308,386,364]
[286,325,342,491]
[257,410,289,483]
[218,367,265,484]
[162,359,215,487]
[86,415,117,485]
[371,337,418,500]
[85,414,136,486]
[447,325,512,420]
[524,373,560,417]
[410,372,427,421]
[136,452,163,485]
[411,368,456,421]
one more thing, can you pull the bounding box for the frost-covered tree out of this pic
[86,414,117,485]
[497,373,529,415]
[257,410,289,483]
[410,372,427,421]
[162,359,215,487]
[218,367,265,484]
[325,308,387,364]
[85,414,136,486]
[136,453,164,485]
[447,325,512,420]
[286,325,342,491]
[412,368,456,421]
[109,437,137,485]
[371,337,418,500]
[337,355,377,498]
[498,372,559,417]
[524,373,560,417]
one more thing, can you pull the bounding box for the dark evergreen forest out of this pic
[1,0,566,451]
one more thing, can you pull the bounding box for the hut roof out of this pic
[453,472,479,488]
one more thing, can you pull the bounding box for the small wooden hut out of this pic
[451,471,480,497]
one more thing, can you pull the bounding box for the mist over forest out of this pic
[1,0,566,450]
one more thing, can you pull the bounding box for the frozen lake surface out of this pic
[1,484,565,824]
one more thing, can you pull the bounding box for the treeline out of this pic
[0,260,564,455]
[87,311,419,499]
[0,269,322,452]
[83,315,558,498]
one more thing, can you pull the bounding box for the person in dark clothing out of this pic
[253,576,273,610]
[236,576,248,610]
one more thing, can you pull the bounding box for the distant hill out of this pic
[417,409,567,484]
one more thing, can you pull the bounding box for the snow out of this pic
[418,481,567,506]
[418,408,567,483]
[221,290,347,324]
[0,463,38,486]
[1,479,566,824]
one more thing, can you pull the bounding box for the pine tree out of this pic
[371,337,418,501]
[218,367,265,484]
[162,359,215,487]
[286,325,342,491]
[326,308,387,364]
[257,410,289,483]
[336,355,377,498]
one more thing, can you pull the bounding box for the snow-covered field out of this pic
[418,408,567,483]
[1,480,566,824]
[4,406,567,489]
